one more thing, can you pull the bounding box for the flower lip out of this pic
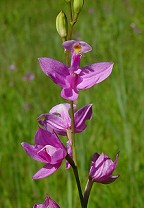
[62,40,92,54]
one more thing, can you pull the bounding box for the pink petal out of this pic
[44,196,60,208]
[21,142,47,163]
[32,162,62,179]
[62,40,92,54]
[33,196,60,208]
[34,128,64,148]
[38,145,66,164]
[101,174,120,184]
[89,152,119,184]
[74,104,92,133]
[50,103,71,127]
[60,74,81,101]
[78,62,113,89]
[41,114,68,136]
[38,58,69,87]
[61,87,79,101]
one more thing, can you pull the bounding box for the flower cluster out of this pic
[22,40,119,207]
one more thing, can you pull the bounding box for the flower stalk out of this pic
[70,101,77,165]
[66,154,84,208]
[83,178,93,207]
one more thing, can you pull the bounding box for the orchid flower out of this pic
[89,152,119,184]
[21,127,67,179]
[38,40,113,101]
[33,195,60,208]
[37,103,92,136]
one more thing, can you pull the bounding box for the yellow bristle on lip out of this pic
[73,43,81,54]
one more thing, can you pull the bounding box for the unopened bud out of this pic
[73,0,84,15]
[56,11,67,39]
[65,0,70,2]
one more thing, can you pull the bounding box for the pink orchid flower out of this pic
[89,152,119,184]
[38,40,113,101]
[21,127,67,179]
[33,195,60,208]
[37,103,92,136]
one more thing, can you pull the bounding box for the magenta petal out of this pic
[101,175,120,184]
[92,153,113,179]
[61,87,79,101]
[62,40,92,54]
[89,152,119,184]
[99,153,119,179]
[63,40,76,52]
[38,104,71,135]
[74,104,92,133]
[21,142,46,163]
[33,162,62,179]
[35,128,63,149]
[49,103,71,129]
[38,145,66,164]
[47,103,71,135]
[78,62,113,89]
[50,103,71,124]
[44,196,60,208]
[41,114,68,135]
[33,196,60,208]
[38,58,69,87]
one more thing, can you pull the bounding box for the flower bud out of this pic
[73,0,84,15]
[89,152,119,184]
[65,0,70,2]
[56,11,67,39]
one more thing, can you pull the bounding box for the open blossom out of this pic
[37,103,92,136]
[38,40,113,101]
[33,195,60,208]
[89,152,119,184]
[21,127,67,179]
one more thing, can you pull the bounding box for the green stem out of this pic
[83,178,94,208]
[70,101,77,165]
[67,14,79,40]
[67,23,73,40]
[67,1,73,22]
[66,0,73,40]
[66,154,84,208]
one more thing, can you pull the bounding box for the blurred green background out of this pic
[0,0,144,207]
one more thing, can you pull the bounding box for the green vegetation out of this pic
[0,0,144,207]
